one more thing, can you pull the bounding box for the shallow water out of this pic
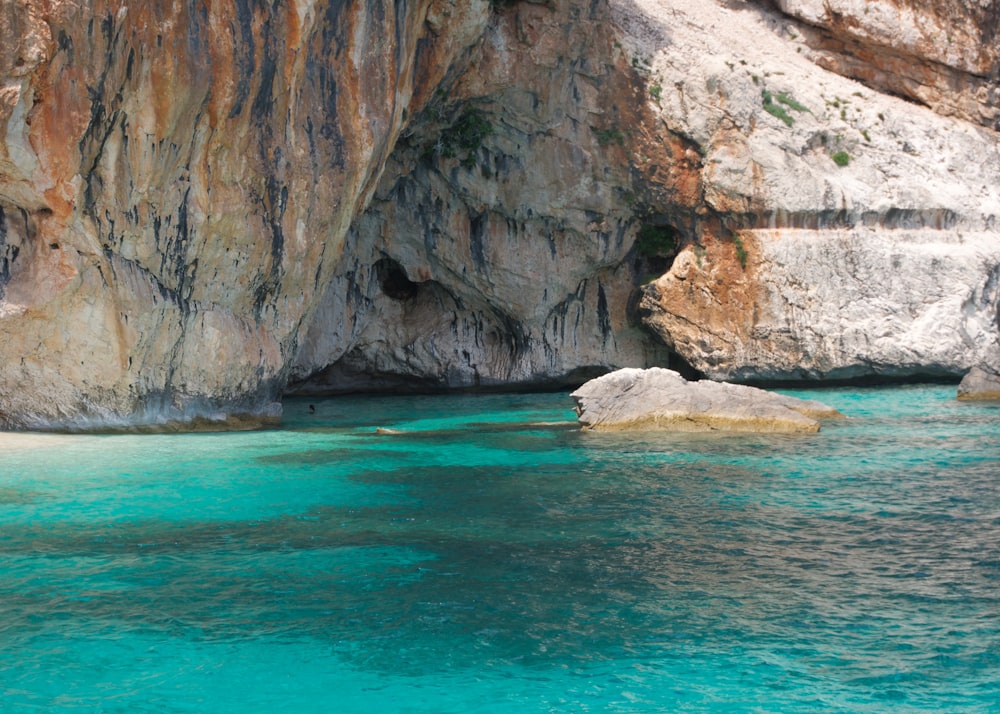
[1,385,998,712]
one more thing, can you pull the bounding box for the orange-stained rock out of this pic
[623,0,1000,383]
[1,0,494,429]
[2,0,999,429]
[772,0,1000,129]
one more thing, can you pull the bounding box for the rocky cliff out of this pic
[289,0,677,394]
[630,0,1000,381]
[1,0,998,429]
[1,0,493,428]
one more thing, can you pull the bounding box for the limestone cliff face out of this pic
[1,0,491,428]
[774,0,1000,129]
[294,0,1000,390]
[289,0,676,393]
[625,0,1000,381]
[2,0,999,428]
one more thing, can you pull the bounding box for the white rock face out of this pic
[614,0,1000,221]
[775,0,1000,127]
[776,0,996,76]
[622,0,1000,382]
[571,367,842,433]
[644,229,1000,381]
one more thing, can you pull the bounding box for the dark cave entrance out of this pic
[633,220,681,282]
[374,257,419,301]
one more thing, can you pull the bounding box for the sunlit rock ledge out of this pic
[571,367,843,434]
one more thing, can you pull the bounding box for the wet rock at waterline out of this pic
[571,367,843,433]
[957,367,1000,401]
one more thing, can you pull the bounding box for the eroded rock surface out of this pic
[643,230,1000,381]
[772,0,1000,129]
[626,0,1000,382]
[1,0,493,428]
[2,0,999,429]
[289,0,678,393]
[571,367,842,432]
[957,366,1000,401]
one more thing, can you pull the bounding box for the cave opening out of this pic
[633,219,681,282]
[374,257,419,301]
[668,350,703,381]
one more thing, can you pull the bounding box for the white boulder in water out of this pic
[571,368,843,434]
[957,367,1000,401]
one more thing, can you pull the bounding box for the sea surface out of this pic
[1,385,998,712]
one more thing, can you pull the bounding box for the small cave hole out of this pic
[669,350,704,381]
[374,258,419,301]
[633,220,681,283]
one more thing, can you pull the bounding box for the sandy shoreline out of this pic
[0,432,83,451]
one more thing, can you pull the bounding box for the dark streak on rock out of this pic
[57,29,74,58]
[470,211,489,271]
[173,186,193,311]
[124,45,135,82]
[253,172,289,315]
[315,0,346,145]
[596,281,612,344]
[0,206,19,300]
[250,31,278,121]
[393,0,409,72]
[228,0,257,119]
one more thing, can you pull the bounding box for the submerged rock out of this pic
[571,368,843,433]
[374,427,404,436]
[957,367,1000,401]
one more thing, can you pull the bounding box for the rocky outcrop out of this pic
[0,0,494,428]
[299,0,1000,393]
[288,0,678,393]
[2,0,999,429]
[957,366,1000,401]
[626,0,1000,382]
[770,0,1000,129]
[642,230,1000,382]
[571,367,843,432]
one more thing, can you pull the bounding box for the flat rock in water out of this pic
[957,366,1000,400]
[571,368,843,434]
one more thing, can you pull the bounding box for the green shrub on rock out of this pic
[831,151,850,167]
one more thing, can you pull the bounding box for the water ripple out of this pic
[1,386,998,712]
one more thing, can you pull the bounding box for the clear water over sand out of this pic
[2,385,998,712]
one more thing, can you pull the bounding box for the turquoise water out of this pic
[1,385,998,712]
